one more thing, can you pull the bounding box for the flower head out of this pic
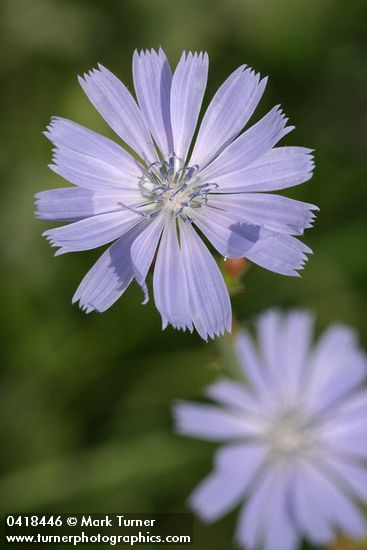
[174,310,367,548]
[36,49,317,340]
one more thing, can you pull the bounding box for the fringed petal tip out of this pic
[34,197,43,216]
[78,66,108,91]
[41,231,69,256]
[290,206,319,235]
[179,50,209,63]
[164,322,230,343]
[72,298,96,315]
[201,323,232,343]
[298,149,316,179]
[78,66,99,82]
[54,247,69,256]
[43,119,57,140]
[44,115,65,133]
[133,47,164,59]
[161,310,232,342]
[79,64,119,86]
[72,293,101,314]
[139,281,149,305]
[161,319,195,334]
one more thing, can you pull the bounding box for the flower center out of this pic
[265,409,317,461]
[139,154,217,223]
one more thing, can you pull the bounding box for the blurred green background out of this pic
[0,0,366,548]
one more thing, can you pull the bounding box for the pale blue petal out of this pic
[255,309,314,404]
[130,214,165,302]
[210,146,314,193]
[237,465,298,550]
[295,462,366,539]
[195,208,312,275]
[325,430,367,459]
[205,379,260,413]
[43,210,141,255]
[306,324,367,412]
[173,401,262,441]
[236,465,279,549]
[199,106,292,184]
[255,309,314,401]
[326,415,367,436]
[331,390,367,421]
[190,471,245,523]
[256,309,284,385]
[218,147,314,193]
[322,417,367,459]
[133,48,173,158]
[291,463,335,545]
[208,193,318,236]
[189,444,267,522]
[45,117,142,189]
[79,64,157,163]
[251,310,299,405]
[190,66,267,168]
[49,149,139,191]
[324,396,367,455]
[320,454,367,505]
[170,51,208,161]
[72,222,145,313]
[153,218,193,332]
[50,149,139,192]
[193,208,261,258]
[235,332,273,400]
[213,442,267,472]
[35,187,142,222]
[282,310,315,398]
[246,230,312,276]
[262,470,298,550]
[179,221,231,340]
[313,352,367,412]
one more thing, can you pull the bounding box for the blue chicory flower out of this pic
[174,310,367,548]
[36,50,317,340]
